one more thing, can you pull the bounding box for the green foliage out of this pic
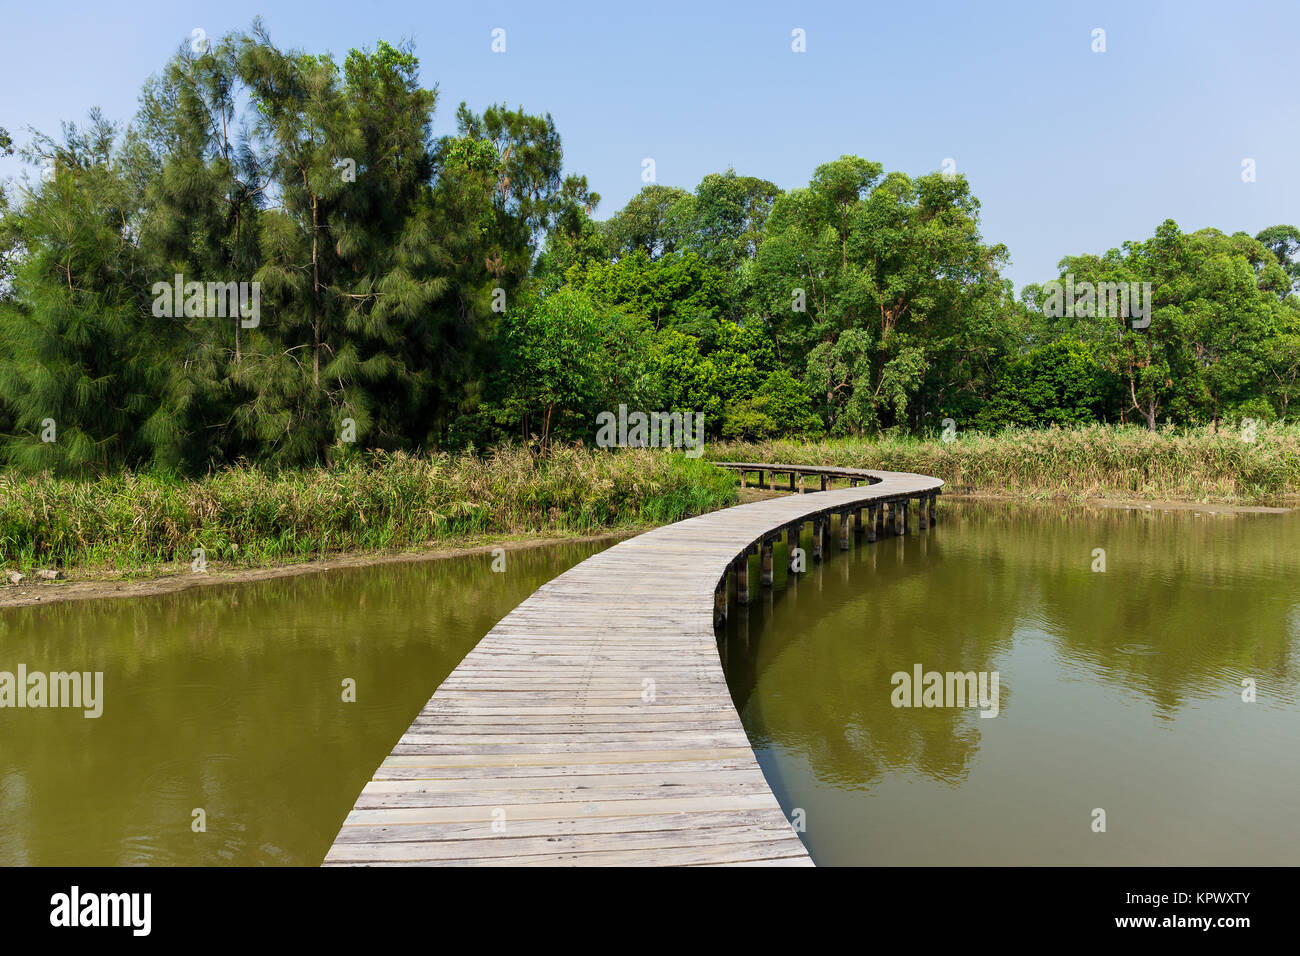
[2,26,1298,476]
[600,184,690,259]
[641,330,723,425]
[1042,220,1294,428]
[722,369,823,440]
[979,340,1106,428]
[714,423,1300,503]
[678,169,781,270]
[0,446,738,571]
[753,156,1009,434]
[567,248,729,337]
[0,111,157,476]
[1256,224,1300,292]
[0,22,582,474]
[488,288,605,447]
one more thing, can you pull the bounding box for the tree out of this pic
[678,169,781,269]
[430,102,593,440]
[1046,222,1284,428]
[978,340,1105,428]
[642,331,723,427]
[600,184,690,260]
[754,156,1008,434]
[568,248,729,338]
[722,369,823,439]
[672,169,781,322]
[129,35,267,469]
[0,126,18,301]
[1256,224,1300,292]
[0,113,156,474]
[0,23,600,472]
[1265,302,1300,418]
[232,28,450,464]
[488,288,604,447]
[532,182,604,289]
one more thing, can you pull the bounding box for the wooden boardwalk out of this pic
[325,463,942,866]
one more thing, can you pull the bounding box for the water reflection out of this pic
[719,502,1300,865]
[0,541,609,865]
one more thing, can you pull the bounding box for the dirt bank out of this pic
[5,486,1281,610]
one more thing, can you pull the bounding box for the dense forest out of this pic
[2,23,1298,476]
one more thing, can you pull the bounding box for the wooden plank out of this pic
[374,747,760,769]
[326,831,805,864]
[326,463,943,867]
[363,769,769,791]
[340,792,788,826]
[327,826,804,862]
[353,782,776,809]
[327,840,811,867]
[331,809,792,844]
[370,760,762,781]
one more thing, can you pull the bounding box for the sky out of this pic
[2,0,1296,291]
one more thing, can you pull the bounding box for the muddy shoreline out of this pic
[0,532,639,610]
[1,488,1288,610]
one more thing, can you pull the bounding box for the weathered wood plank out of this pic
[327,462,942,867]
[327,825,804,862]
[328,839,812,867]
[331,808,792,844]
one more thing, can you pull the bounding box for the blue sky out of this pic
[2,0,1295,291]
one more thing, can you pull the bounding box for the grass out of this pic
[710,423,1300,504]
[0,446,738,574]
[8,424,1292,577]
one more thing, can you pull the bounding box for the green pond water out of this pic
[719,501,1300,866]
[0,542,608,865]
[3,502,1297,867]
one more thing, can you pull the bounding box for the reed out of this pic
[711,424,1300,503]
[0,446,737,573]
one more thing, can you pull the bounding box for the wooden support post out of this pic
[850,478,859,488]
[854,507,863,536]
[894,501,906,535]
[739,470,746,489]
[714,577,728,628]
[787,523,801,571]
[929,493,937,525]
[789,470,797,492]
[876,502,886,537]
[811,518,824,561]
[820,474,828,491]
[866,503,877,542]
[735,555,750,604]
[839,511,851,550]
[761,539,774,586]
[798,473,805,494]
[918,495,929,530]
[758,469,765,490]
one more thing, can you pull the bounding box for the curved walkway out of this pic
[324,463,943,866]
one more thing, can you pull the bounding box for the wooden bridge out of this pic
[324,462,943,866]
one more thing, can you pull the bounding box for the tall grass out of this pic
[0,446,737,573]
[712,424,1300,503]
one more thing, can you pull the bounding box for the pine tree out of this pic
[0,113,157,475]
[130,38,265,469]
